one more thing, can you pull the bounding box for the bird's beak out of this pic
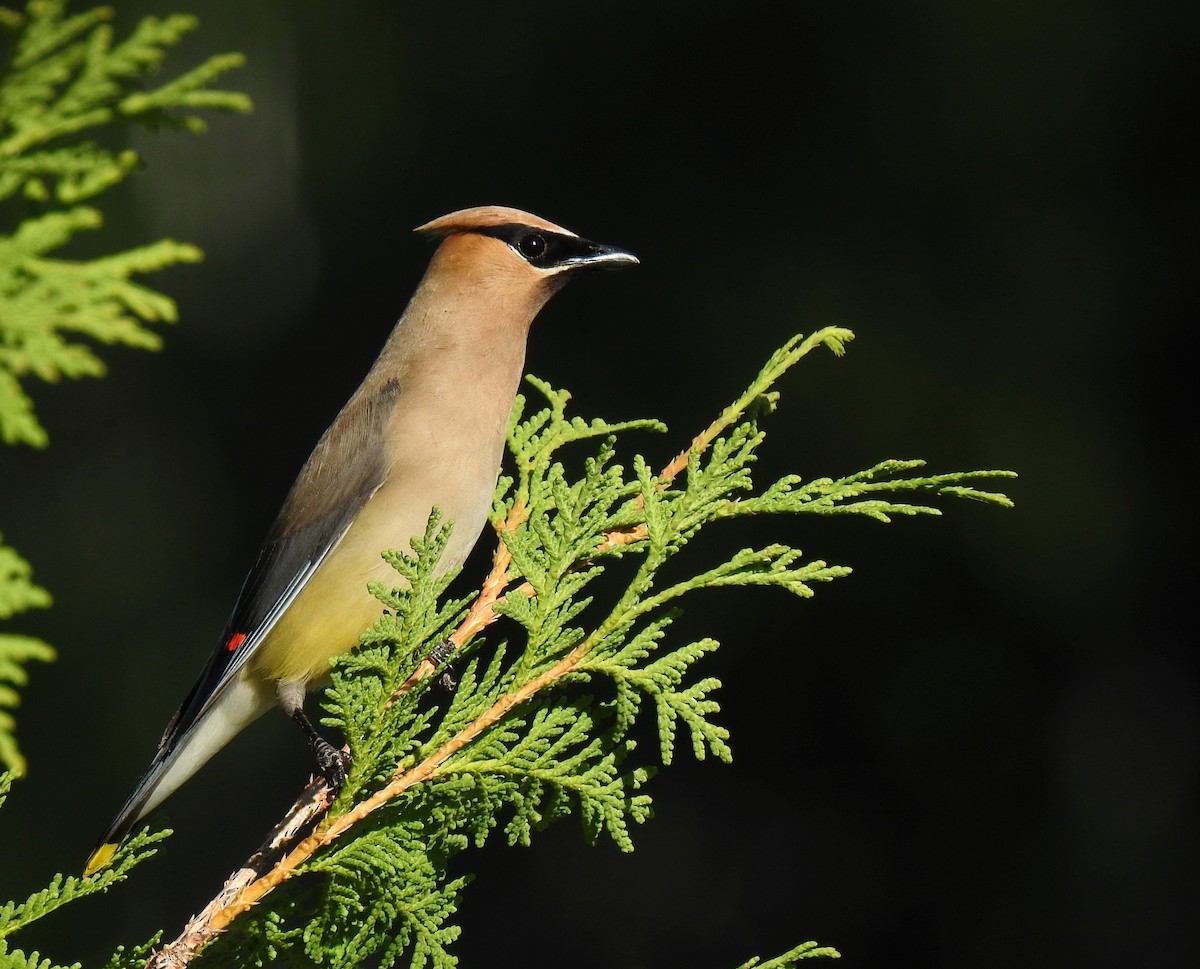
[561,239,640,271]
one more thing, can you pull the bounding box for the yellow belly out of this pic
[247,510,410,686]
[248,557,390,685]
[246,479,489,685]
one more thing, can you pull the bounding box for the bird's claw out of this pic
[312,738,351,790]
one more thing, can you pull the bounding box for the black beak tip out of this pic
[588,243,639,270]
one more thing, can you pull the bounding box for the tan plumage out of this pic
[85,206,636,875]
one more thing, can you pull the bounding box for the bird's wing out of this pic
[159,377,402,754]
[85,380,402,869]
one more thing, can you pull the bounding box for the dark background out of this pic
[1,1,1194,967]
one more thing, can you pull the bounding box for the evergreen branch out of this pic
[737,941,842,967]
[0,537,50,620]
[0,937,72,969]
[303,824,467,969]
[118,52,250,132]
[730,459,1017,522]
[0,536,52,774]
[0,0,248,446]
[144,330,1012,968]
[658,326,854,482]
[0,143,138,202]
[0,370,40,447]
[99,937,163,969]
[3,1,108,73]
[447,698,652,850]
[0,825,168,940]
[0,208,202,445]
[0,634,53,774]
[0,4,249,164]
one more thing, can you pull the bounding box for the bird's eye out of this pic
[517,232,547,261]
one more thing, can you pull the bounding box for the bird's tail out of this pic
[85,676,272,876]
[85,776,158,876]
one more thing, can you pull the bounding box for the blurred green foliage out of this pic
[0,0,249,447]
[1,4,244,965]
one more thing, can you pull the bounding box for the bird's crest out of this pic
[415,206,577,240]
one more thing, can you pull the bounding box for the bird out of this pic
[84,206,638,876]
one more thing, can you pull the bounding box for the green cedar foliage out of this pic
[0,4,243,967]
[0,0,250,448]
[195,327,1014,968]
[0,0,247,768]
[737,941,845,968]
[0,535,52,774]
[0,770,169,968]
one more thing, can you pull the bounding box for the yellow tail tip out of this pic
[84,842,118,877]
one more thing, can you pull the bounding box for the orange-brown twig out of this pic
[145,777,338,968]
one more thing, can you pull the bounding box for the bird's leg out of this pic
[279,680,351,788]
[291,708,352,789]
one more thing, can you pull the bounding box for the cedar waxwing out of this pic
[85,206,637,876]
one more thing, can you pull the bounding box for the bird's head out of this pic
[415,205,638,296]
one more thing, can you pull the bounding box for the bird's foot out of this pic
[311,737,352,790]
[292,707,352,789]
